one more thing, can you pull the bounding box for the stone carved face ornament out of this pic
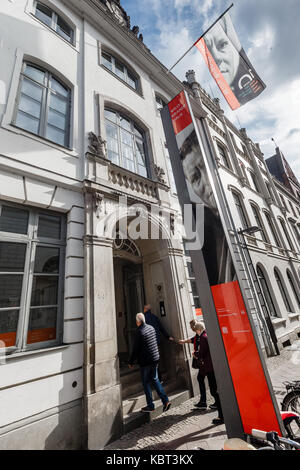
[88,132,107,159]
[105,0,130,27]
[154,164,166,185]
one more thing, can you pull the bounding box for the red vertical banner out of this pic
[194,12,266,109]
[195,38,241,110]
[168,91,192,135]
[211,281,281,435]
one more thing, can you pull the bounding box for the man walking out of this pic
[143,304,174,382]
[129,313,171,413]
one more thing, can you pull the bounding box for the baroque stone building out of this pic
[0,0,299,450]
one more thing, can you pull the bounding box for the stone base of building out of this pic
[0,400,82,450]
[83,384,123,450]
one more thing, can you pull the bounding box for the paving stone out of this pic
[105,341,300,451]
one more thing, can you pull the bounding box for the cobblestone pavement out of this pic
[105,340,300,451]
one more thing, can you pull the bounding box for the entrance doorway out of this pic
[113,256,145,374]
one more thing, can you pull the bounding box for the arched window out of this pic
[274,268,294,312]
[14,63,71,147]
[101,51,139,91]
[155,94,166,111]
[34,2,74,44]
[105,108,148,177]
[239,160,249,184]
[263,211,281,248]
[289,221,300,251]
[232,192,248,229]
[278,218,295,251]
[113,231,141,258]
[249,170,260,192]
[286,270,300,309]
[250,204,268,242]
[257,266,278,317]
[217,143,231,169]
[279,194,288,211]
[265,181,273,199]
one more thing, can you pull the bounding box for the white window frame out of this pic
[216,142,231,170]
[249,170,260,193]
[0,202,66,354]
[101,50,140,92]
[32,1,75,45]
[104,108,149,178]
[13,62,72,149]
[1,49,78,156]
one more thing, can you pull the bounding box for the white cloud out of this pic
[225,79,300,179]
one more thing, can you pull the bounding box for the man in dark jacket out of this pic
[129,313,171,413]
[143,304,174,382]
[144,304,174,345]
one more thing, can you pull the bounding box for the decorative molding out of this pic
[207,117,226,139]
[88,132,107,159]
[154,164,166,184]
[103,0,131,28]
[93,192,104,219]
[108,166,158,201]
[83,234,114,248]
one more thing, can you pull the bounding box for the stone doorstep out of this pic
[123,389,191,435]
[122,379,179,416]
[121,370,172,400]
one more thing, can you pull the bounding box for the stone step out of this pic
[122,380,177,416]
[123,389,191,435]
[121,369,170,399]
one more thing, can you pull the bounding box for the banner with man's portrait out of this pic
[195,13,266,110]
[167,90,234,285]
[163,90,282,436]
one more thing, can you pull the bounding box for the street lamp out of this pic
[238,226,262,236]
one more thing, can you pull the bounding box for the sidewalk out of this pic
[105,340,300,451]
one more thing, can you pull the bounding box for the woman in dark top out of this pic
[179,321,224,425]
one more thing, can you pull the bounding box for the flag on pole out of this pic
[195,12,266,110]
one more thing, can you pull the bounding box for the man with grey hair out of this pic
[129,313,171,413]
[143,304,174,382]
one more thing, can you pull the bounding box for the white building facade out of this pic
[183,72,300,353]
[0,0,198,450]
[0,0,299,450]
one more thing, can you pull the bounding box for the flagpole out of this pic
[166,3,234,74]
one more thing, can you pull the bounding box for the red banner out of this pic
[211,280,282,435]
[195,12,266,109]
[168,91,192,135]
[196,38,240,110]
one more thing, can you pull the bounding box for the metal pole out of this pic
[167,3,234,74]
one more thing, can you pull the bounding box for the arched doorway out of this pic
[113,233,145,372]
[111,216,191,403]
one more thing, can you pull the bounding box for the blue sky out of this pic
[122,0,300,180]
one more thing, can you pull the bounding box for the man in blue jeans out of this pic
[129,313,172,413]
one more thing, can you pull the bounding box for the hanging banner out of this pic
[195,12,266,109]
[164,90,282,436]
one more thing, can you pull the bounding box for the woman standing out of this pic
[179,322,224,425]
